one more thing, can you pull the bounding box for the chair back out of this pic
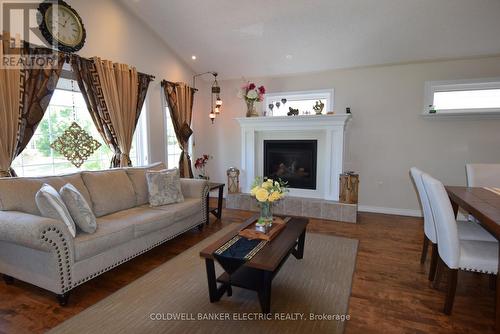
[421,173,460,269]
[466,163,500,188]
[409,167,437,243]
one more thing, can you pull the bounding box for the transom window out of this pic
[12,77,148,177]
[263,89,334,116]
[424,78,500,116]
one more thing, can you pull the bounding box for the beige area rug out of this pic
[50,225,358,334]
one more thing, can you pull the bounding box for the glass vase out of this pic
[259,201,273,230]
[246,100,258,117]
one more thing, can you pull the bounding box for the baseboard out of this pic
[357,205,422,217]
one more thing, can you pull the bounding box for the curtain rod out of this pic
[0,34,155,80]
[161,79,198,92]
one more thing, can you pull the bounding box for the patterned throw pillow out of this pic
[60,183,97,234]
[35,183,77,237]
[146,168,184,207]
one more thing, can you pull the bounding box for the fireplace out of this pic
[263,140,317,190]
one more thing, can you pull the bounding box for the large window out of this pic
[12,78,148,176]
[263,89,334,116]
[424,78,500,116]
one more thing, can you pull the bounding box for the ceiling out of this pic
[121,0,500,80]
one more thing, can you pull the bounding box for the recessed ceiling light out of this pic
[191,55,197,60]
[285,54,293,60]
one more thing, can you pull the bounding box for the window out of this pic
[12,77,148,177]
[263,89,334,116]
[164,103,182,169]
[424,78,500,116]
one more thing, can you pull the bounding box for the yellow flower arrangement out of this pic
[251,177,288,226]
[250,177,288,203]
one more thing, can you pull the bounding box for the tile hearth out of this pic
[226,193,357,223]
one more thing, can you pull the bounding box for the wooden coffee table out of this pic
[199,215,309,313]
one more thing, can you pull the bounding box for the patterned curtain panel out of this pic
[71,56,152,168]
[162,81,195,178]
[136,73,152,127]
[71,56,122,167]
[0,36,64,177]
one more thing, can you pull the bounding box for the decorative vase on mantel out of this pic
[246,100,259,117]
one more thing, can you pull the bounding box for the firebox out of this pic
[263,140,317,190]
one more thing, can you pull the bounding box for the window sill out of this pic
[421,111,500,120]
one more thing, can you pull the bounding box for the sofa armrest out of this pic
[180,178,209,199]
[0,211,74,253]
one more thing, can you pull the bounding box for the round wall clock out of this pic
[38,0,86,53]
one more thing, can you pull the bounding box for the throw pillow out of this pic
[35,183,77,237]
[60,183,97,234]
[146,168,184,207]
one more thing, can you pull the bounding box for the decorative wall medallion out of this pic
[50,122,101,168]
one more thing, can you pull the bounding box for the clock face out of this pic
[38,0,86,53]
[45,5,83,47]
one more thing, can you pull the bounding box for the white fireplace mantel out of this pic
[236,114,351,201]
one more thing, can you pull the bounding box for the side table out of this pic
[206,182,224,224]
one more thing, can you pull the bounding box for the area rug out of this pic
[49,224,358,334]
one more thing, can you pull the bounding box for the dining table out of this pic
[445,186,500,329]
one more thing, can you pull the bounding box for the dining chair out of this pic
[466,163,500,188]
[421,173,498,315]
[410,167,496,282]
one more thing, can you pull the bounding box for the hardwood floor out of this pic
[0,205,495,333]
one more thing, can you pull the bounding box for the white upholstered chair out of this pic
[466,163,500,188]
[421,173,498,314]
[410,167,496,282]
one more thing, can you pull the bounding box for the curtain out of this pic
[71,56,152,167]
[0,37,21,177]
[0,36,64,177]
[162,81,195,178]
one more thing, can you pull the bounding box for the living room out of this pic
[1,0,500,333]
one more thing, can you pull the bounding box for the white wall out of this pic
[67,0,209,164]
[193,56,500,214]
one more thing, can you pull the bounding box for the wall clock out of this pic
[38,0,86,53]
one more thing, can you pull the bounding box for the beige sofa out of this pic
[0,162,208,305]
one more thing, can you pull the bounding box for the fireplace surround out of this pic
[231,114,356,223]
[236,114,351,201]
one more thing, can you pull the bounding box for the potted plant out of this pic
[194,154,212,180]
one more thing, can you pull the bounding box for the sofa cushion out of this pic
[0,173,91,216]
[60,183,97,234]
[146,169,184,207]
[103,206,178,238]
[125,162,165,206]
[81,169,137,217]
[147,198,201,222]
[35,184,77,237]
[74,216,135,261]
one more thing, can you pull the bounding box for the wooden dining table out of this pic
[445,186,500,329]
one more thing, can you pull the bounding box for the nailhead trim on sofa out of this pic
[40,227,73,293]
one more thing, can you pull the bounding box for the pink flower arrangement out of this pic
[194,154,212,180]
[194,154,211,169]
[239,82,266,103]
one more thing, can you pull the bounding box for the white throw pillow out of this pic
[60,183,97,234]
[35,183,77,237]
[146,168,184,207]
